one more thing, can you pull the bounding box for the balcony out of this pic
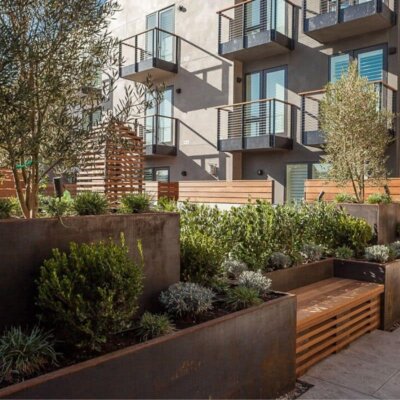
[217,98,295,152]
[119,28,178,83]
[303,0,395,43]
[134,115,178,157]
[217,0,295,62]
[300,81,396,148]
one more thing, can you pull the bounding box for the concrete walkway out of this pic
[300,329,400,399]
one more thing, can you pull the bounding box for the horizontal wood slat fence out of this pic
[305,179,400,202]
[145,180,274,204]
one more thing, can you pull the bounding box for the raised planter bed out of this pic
[0,213,180,331]
[0,293,297,400]
[334,258,400,330]
[337,203,400,244]
[265,259,334,292]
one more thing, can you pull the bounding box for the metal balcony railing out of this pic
[119,27,178,68]
[217,98,296,148]
[303,0,394,20]
[218,0,295,46]
[133,115,178,148]
[301,81,397,144]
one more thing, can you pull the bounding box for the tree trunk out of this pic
[12,168,30,218]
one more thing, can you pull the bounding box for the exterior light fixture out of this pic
[257,169,264,176]
[181,170,187,177]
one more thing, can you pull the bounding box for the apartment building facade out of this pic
[111,0,399,203]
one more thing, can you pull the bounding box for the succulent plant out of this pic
[159,282,214,318]
[237,270,272,295]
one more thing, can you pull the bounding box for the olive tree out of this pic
[319,62,394,203]
[0,0,161,218]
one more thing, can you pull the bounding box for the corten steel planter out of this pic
[334,259,400,330]
[337,203,400,244]
[265,259,334,292]
[0,213,180,331]
[0,294,297,400]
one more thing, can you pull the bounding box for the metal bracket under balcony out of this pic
[134,115,178,157]
[217,98,295,153]
[303,0,395,43]
[217,0,295,62]
[119,28,178,83]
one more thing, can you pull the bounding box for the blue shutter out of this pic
[357,49,383,81]
[330,54,350,82]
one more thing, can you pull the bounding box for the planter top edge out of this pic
[0,292,294,398]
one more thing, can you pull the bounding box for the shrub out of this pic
[301,244,324,262]
[136,312,175,342]
[74,192,108,215]
[159,282,214,319]
[157,196,178,212]
[389,241,400,259]
[269,252,292,270]
[42,193,74,217]
[0,326,58,384]
[335,193,358,203]
[180,230,225,285]
[222,258,248,279]
[0,198,14,219]
[365,245,391,263]
[225,287,262,311]
[8,197,23,217]
[366,193,392,204]
[36,236,143,351]
[120,193,151,214]
[237,271,272,294]
[335,246,354,259]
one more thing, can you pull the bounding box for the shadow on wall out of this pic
[174,37,232,112]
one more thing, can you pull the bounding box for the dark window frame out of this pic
[144,166,171,182]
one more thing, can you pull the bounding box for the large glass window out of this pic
[144,167,170,182]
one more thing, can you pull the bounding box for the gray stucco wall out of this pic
[0,213,180,331]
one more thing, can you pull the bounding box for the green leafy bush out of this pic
[335,246,354,259]
[36,236,143,351]
[0,326,58,384]
[225,287,262,311]
[0,198,14,219]
[389,241,400,259]
[222,258,248,279]
[157,196,178,212]
[335,193,358,203]
[181,230,225,285]
[366,193,392,204]
[136,312,175,342]
[74,192,108,215]
[364,245,391,263]
[301,244,324,263]
[237,271,271,294]
[42,192,74,217]
[120,193,151,214]
[159,282,214,318]
[268,252,292,270]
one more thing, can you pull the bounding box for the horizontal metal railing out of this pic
[119,27,178,68]
[300,81,397,143]
[303,0,394,20]
[132,115,178,147]
[217,0,295,47]
[217,98,296,145]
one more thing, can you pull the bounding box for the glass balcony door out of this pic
[146,6,175,63]
[265,68,286,135]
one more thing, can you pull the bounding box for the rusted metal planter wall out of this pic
[265,259,334,292]
[334,259,400,330]
[0,294,297,400]
[337,203,400,244]
[0,213,180,331]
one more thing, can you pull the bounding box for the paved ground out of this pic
[299,329,400,399]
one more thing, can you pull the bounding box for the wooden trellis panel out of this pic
[77,124,144,205]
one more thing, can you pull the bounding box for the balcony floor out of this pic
[145,144,177,157]
[305,1,394,43]
[219,30,293,62]
[120,58,178,83]
[219,135,293,152]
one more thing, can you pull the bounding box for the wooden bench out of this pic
[293,278,384,377]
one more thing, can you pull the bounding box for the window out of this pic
[286,163,330,202]
[330,46,385,83]
[144,167,170,182]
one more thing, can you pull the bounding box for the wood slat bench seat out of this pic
[292,278,384,377]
